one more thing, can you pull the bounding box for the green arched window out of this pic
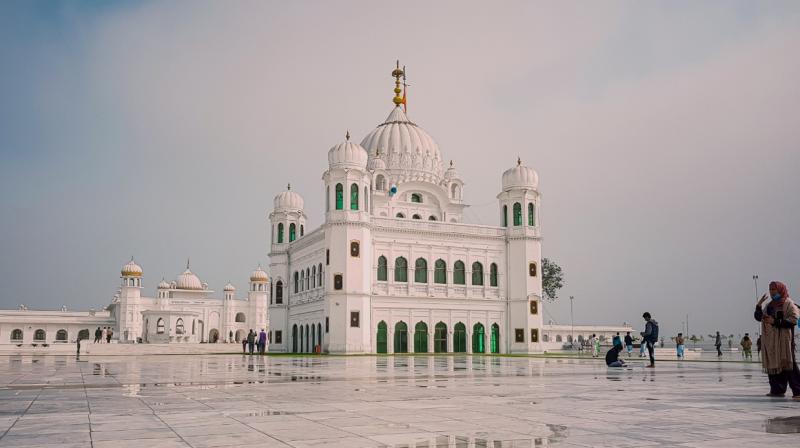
[350,183,359,210]
[411,193,422,203]
[395,257,408,282]
[414,258,428,283]
[335,183,344,210]
[434,259,447,284]
[453,261,466,285]
[472,323,485,353]
[394,321,408,353]
[434,322,447,353]
[277,223,284,243]
[414,322,428,353]
[472,261,484,285]
[528,202,535,226]
[453,323,467,353]
[377,256,387,281]
[491,323,500,354]
[376,321,388,354]
[289,223,296,242]
[490,263,498,287]
[502,205,508,227]
[513,202,522,226]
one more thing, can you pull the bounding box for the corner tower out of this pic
[498,159,543,353]
[119,257,143,343]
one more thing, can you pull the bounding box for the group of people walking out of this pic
[93,326,113,343]
[242,329,268,355]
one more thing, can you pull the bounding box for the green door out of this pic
[414,322,428,353]
[490,323,500,354]
[454,323,467,353]
[376,321,387,354]
[434,322,447,353]
[472,323,485,353]
[394,322,408,353]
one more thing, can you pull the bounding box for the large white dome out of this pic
[175,268,204,290]
[273,186,304,211]
[361,107,444,184]
[502,159,539,191]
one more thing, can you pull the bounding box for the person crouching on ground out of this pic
[640,312,658,368]
[754,281,800,400]
[606,342,627,368]
[676,333,685,359]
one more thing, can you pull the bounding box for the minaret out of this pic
[222,281,235,342]
[498,158,543,354]
[119,257,143,343]
[248,264,269,343]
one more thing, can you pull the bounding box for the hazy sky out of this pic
[2,1,799,339]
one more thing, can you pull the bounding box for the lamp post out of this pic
[569,295,575,349]
[753,274,760,339]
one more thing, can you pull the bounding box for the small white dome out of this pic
[328,133,368,169]
[367,151,387,171]
[502,159,539,191]
[273,186,304,211]
[250,265,268,282]
[121,258,143,277]
[157,279,171,289]
[444,160,460,180]
[223,282,236,292]
[176,268,203,290]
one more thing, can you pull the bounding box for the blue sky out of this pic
[1,1,799,337]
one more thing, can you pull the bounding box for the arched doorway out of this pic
[434,322,447,353]
[454,323,467,353]
[78,329,90,341]
[197,320,204,342]
[491,323,500,353]
[376,321,388,353]
[472,323,485,353]
[305,324,310,353]
[394,321,408,353]
[299,325,304,353]
[414,322,428,353]
[317,323,322,347]
[235,329,246,342]
[292,324,298,352]
[311,324,316,353]
[209,329,219,343]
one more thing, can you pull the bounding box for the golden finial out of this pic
[345,130,350,141]
[392,60,405,106]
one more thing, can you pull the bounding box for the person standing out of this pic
[242,336,247,354]
[754,281,800,399]
[612,332,622,348]
[247,329,256,355]
[624,332,633,357]
[741,333,753,360]
[757,334,762,360]
[258,329,267,355]
[101,327,107,344]
[715,331,722,357]
[588,334,597,357]
[676,333,685,359]
[640,312,658,368]
[94,327,101,343]
[106,328,113,344]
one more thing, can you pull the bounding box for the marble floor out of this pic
[0,354,798,447]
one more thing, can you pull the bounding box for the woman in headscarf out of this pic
[754,281,800,399]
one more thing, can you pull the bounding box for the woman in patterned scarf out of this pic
[754,281,800,399]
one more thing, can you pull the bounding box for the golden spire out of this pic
[391,60,405,107]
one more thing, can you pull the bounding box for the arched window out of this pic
[394,321,408,353]
[176,318,185,334]
[411,193,422,203]
[414,322,428,353]
[377,256,388,281]
[192,319,196,335]
[318,263,323,286]
[394,257,408,282]
[396,213,405,218]
[556,335,563,342]
[300,224,304,236]
[412,214,421,220]
[10,329,23,341]
[364,186,369,211]
[235,313,246,323]
[490,263,498,287]
[376,321,388,353]
[472,262,484,285]
[528,202,535,226]
[326,186,330,211]
[350,183,359,210]
[300,270,305,292]
[453,323,467,353]
[311,266,316,288]
[434,322,447,353]
[453,261,466,285]
[434,259,447,284]
[472,323,485,353]
[34,329,46,341]
[157,319,165,334]
[502,205,508,227]
[306,267,310,290]
[491,323,500,353]
[289,223,296,242]
[277,223,284,243]
[294,271,299,293]
[275,281,283,304]
[56,329,68,341]
[375,174,386,191]
[428,216,437,221]
[543,334,549,342]
[335,183,344,210]
[414,258,428,283]
[513,202,522,226]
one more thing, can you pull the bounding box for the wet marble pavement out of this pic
[0,354,798,447]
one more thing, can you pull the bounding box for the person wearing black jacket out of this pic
[605,343,626,367]
[640,312,658,368]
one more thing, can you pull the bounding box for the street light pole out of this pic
[569,295,574,349]
[753,274,759,339]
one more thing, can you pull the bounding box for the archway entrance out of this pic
[472,323,485,353]
[491,323,500,353]
[394,321,408,353]
[434,322,447,353]
[292,324,298,352]
[376,321,388,353]
[235,329,246,342]
[209,329,219,343]
[454,323,467,353]
[414,322,428,353]
[78,329,90,341]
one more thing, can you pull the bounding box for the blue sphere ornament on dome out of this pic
[389,185,398,197]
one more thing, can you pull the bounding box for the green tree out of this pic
[541,258,564,302]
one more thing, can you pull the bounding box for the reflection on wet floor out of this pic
[765,416,800,434]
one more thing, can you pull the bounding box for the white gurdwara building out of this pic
[267,64,544,354]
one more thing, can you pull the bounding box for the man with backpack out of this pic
[640,312,659,368]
